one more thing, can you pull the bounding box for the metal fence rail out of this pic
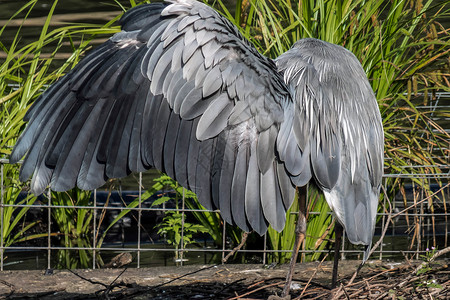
[0,158,449,271]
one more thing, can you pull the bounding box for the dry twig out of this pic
[223,232,249,263]
[229,281,283,300]
[295,253,329,300]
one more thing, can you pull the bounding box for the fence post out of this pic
[380,178,386,260]
[222,219,226,263]
[93,189,97,269]
[137,172,142,268]
[263,233,267,265]
[180,188,185,266]
[47,189,51,270]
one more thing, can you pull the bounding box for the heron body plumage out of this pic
[276,39,384,250]
[11,0,383,249]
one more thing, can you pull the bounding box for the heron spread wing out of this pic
[11,0,383,243]
[276,38,384,245]
[10,0,296,235]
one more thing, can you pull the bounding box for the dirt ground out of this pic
[0,259,448,299]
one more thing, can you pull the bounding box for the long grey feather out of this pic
[260,162,286,232]
[256,125,277,174]
[196,93,233,140]
[245,140,267,235]
[128,85,149,173]
[151,100,172,171]
[231,142,250,232]
[194,138,214,210]
[163,112,181,179]
[217,131,235,225]
[174,119,193,187]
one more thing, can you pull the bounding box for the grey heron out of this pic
[10,0,384,295]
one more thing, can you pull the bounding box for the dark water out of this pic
[3,243,222,270]
[0,0,132,24]
[0,0,133,65]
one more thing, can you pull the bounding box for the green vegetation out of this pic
[0,163,40,248]
[50,188,98,269]
[150,175,209,260]
[0,0,125,267]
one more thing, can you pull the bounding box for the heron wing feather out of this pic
[217,132,234,225]
[231,143,251,232]
[163,112,182,179]
[128,85,148,173]
[260,162,286,232]
[244,140,267,234]
[195,138,215,210]
[151,99,172,172]
[78,98,117,190]
[10,0,298,235]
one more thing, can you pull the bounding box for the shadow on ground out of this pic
[0,260,448,299]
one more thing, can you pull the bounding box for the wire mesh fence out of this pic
[1,157,449,271]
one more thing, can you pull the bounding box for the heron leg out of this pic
[332,222,343,288]
[281,185,307,297]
